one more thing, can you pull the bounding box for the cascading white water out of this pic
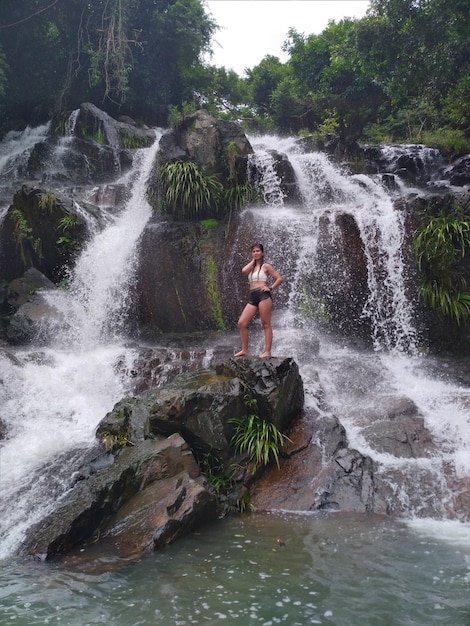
[0,127,469,622]
[0,133,161,559]
[45,108,81,179]
[0,127,469,564]
[241,135,470,520]
[46,137,161,347]
[0,123,51,181]
[246,135,418,353]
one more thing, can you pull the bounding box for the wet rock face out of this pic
[20,357,304,562]
[249,411,378,514]
[357,395,436,458]
[250,389,469,522]
[314,211,371,339]
[136,220,225,335]
[0,186,88,283]
[158,109,253,186]
[22,435,216,561]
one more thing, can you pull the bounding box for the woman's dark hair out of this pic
[250,243,265,273]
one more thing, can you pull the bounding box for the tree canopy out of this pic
[0,0,216,128]
[0,0,469,152]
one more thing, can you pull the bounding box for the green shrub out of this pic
[413,208,470,324]
[119,129,152,149]
[230,396,289,473]
[421,129,470,155]
[38,192,57,213]
[159,160,223,219]
[199,452,235,494]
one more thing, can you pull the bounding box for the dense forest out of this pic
[0,0,469,152]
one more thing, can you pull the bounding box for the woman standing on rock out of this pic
[235,243,283,358]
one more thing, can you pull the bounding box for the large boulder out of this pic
[22,435,216,560]
[103,356,304,459]
[20,357,304,561]
[70,103,155,181]
[313,211,371,339]
[4,267,62,344]
[158,109,254,186]
[249,411,378,514]
[136,218,227,335]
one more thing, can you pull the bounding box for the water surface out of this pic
[2,513,469,625]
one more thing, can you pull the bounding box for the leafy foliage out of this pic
[230,396,289,473]
[38,192,57,213]
[159,160,223,219]
[100,429,134,451]
[223,183,256,211]
[0,0,217,127]
[199,452,235,495]
[413,208,470,324]
[1,0,470,143]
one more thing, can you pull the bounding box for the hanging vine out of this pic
[87,0,139,105]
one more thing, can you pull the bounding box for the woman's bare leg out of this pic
[258,297,273,357]
[234,303,258,356]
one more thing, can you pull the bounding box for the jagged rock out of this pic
[106,471,216,556]
[4,268,63,344]
[22,434,216,560]
[158,109,253,186]
[7,267,55,307]
[75,103,155,162]
[250,412,379,514]
[6,291,61,345]
[0,186,88,282]
[220,357,305,431]
[445,155,470,186]
[100,356,304,458]
[356,395,436,458]
[20,357,303,561]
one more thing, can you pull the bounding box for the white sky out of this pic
[205,0,370,75]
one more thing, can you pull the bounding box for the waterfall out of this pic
[0,133,161,559]
[0,126,469,562]
[245,135,418,353]
[237,135,470,520]
[0,124,51,180]
[46,137,161,347]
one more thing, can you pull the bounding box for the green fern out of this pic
[159,160,223,218]
[413,208,470,324]
[58,213,79,231]
[230,397,289,473]
[419,281,470,324]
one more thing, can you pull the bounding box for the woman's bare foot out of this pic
[234,350,249,358]
[258,352,272,358]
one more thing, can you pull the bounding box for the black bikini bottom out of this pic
[248,288,272,307]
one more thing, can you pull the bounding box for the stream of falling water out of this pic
[0,129,469,625]
[0,134,161,559]
[239,135,470,520]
